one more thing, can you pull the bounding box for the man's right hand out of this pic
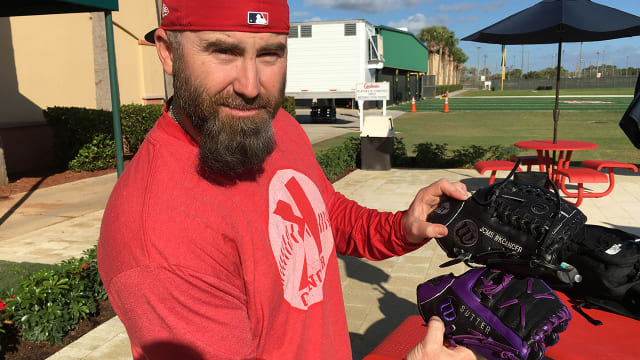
[406,317,482,360]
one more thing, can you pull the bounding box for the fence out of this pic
[462,76,637,90]
[422,75,436,98]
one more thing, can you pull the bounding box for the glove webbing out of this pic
[478,160,568,273]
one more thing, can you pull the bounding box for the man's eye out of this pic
[260,52,282,58]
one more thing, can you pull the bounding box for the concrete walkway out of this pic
[1,112,638,358]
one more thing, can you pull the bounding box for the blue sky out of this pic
[289,0,640,74]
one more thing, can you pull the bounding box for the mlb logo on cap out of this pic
[248,12,269,25]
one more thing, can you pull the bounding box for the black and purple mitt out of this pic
[417,268,571,360]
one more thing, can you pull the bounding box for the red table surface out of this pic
[546,291,640,360]
[514,140,598,151]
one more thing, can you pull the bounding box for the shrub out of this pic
[435,84,464,96]
[120,104,163,154]
[68,133,116,172]
[485,145,519,161]
[316,137,360,181]
[0,299,6,352]
[44,107,113,169]
[413,142,517,168]
[392,137,413,167]
[414,142,451,168]
[450,145,489,168]
[45,104,164,172]
[282,96,296,118]
[0,247,106,346]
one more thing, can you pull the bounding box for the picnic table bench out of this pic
[556,160,638,206]
[473,160,520,185]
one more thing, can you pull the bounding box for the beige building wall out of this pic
[112,0,165,106]
[2,14,96,127]
[0,0,165,174]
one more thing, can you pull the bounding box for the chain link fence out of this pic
[462,76,637,90]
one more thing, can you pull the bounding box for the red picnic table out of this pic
[513,139,598,184]
[513,140,638,206]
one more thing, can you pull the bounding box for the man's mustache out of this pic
[213,95,271,111]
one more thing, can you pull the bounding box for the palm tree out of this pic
[450,46,469,84]
[442,31,458,85]
[418,26,448,85]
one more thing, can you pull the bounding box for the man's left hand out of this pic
[402,179,468,244]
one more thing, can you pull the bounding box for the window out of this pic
[300,25,312,38]
[288,25,298,38]
[344,23,356,36]
[369,35,381,61]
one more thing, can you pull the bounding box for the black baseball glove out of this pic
[562,224,640,323]
[427,170,586,284]
[417,268,571,360]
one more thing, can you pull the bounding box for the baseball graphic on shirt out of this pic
[268,169,334,310]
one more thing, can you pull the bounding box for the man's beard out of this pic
[172,53,284,179]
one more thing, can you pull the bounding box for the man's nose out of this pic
[233,58,260,99]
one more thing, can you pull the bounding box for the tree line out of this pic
[462,65,640,80]
[416,26,468,86]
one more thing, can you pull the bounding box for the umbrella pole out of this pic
[553,42,562,145]
[551,41,562,174]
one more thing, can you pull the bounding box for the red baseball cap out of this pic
[144,0,290,43]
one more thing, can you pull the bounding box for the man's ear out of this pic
[154,28,174,76]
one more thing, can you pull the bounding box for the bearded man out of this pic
[98,1,474,359]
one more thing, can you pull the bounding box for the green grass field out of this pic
[313,110,640,165]
[0,260,55,293]
[463,88,634,97]
[391,96,633,112]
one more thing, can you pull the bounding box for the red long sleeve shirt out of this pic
[98,106,421,359]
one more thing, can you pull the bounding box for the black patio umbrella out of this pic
[462,0,640,143]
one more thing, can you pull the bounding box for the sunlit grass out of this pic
[312,110,640,165]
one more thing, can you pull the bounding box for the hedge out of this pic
[44,105,161,172]
[435,84,464,96]
[0,247,106,350]
[45,98,296,173]
[315,136,518,181]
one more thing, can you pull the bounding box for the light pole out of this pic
[596,51,600,76]
[627,55,629,77]
[578,42,583,78]
[521,45,524,77]
[483,54,488,77]
[476,46,481,79]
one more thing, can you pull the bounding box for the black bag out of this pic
[619,73,640,149]
[565,224,640,322]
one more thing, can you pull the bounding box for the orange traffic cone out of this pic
[411,96,416,112]
[443,93,449,113]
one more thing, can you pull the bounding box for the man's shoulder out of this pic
[274,108,300,128]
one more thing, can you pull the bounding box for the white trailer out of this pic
[285,20,384,101]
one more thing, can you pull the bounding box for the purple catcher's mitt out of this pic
[417,268,571,360]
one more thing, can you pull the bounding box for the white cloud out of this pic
[291,11,310,19]
[437,0,507,12]
[387,13,450,34]
[304,16,326,22]
[306,0,432,13]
